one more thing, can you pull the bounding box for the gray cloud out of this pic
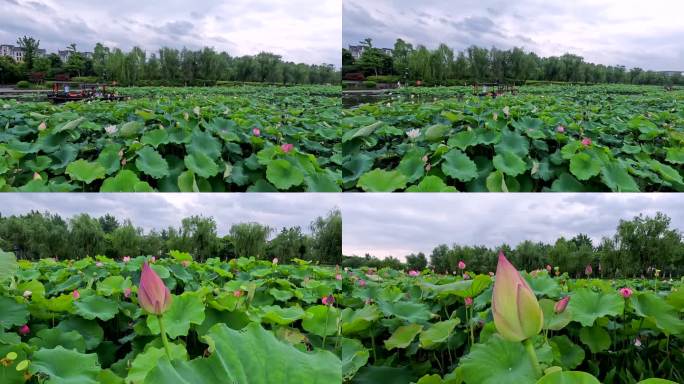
[0,193,340,236]
[0,0,340,66]
[343,0,684,71]
[342,194,684,260]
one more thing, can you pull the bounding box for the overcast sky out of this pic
[0,193,339,236]
[343,0,684,71]
[342,194,684,259]
[0,0,341,66]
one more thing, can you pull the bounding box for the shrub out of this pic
[15,80,30,89]
[363,81,377,89]
[366,75,400,83]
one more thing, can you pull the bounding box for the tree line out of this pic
[342,38,683,87]
[343,212,684,278]
[0,209,342,265]
[0,36,339,86]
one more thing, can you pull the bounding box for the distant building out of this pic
[58,50,71,62]
[348,45,393,60]
[0,44,47,62]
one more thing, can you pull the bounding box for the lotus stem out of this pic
[158,315,172,359]
[524,338,542,378]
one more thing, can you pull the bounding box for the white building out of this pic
[348,45,393,60]
[0,44,46,62]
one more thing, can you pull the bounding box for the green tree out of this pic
[16,35,40,72]
[229,222,272,259]
[69,214,105,258]
[309,208,342,264]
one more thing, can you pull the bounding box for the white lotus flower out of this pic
[104,125,118,135]
[406,129,420,139]
[23,290,32,298]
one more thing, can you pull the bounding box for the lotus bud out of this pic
[619,287,633,298]
[138,262,172,315]
[554,296,570,314]
[492,252,544,342]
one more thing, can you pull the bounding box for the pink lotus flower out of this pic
[181,260,190,267]
[581,137,592,146]
[124,288,132,298]
[358,279,366,287]
[138,262,172,315]
[463,273,470,280]
[554,296,570,314]
[489,272,494,277]
[465,297,473,306]
[150,256,156,263]
[335,274,342,281]
[252,127,261,136]
[634,337,642,347]
[272,258,278,265]
[408,270,420,277]
[19,324,30,336]
[72,290,80,299]
[233,290,243,298]
[546,265,552,272]
[123,256,131,262]
[322,295,335,306]
[458,261,466,270]
[556,125,565,133]
[619,287,633,298]
[281,143,294,153]
[585,264,593,276]
[491,251,543,342]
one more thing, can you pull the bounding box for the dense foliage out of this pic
[0,251,343,383]
[2,36,339,86]
[343,38,682,86]
[342,85,684,192]
[339,265,684,384]
[0,209,342,265]
[0,85,342,191]
[345,213,684,279]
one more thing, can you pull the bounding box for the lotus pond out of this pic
[339,256,684,384]
[341,85,684,192]
[0,85,342,192]
[0,251,342,383]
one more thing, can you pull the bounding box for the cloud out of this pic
[343,0,684,70]
[342,194,684,260]
[0,0,341,65]
[0,193,340,236]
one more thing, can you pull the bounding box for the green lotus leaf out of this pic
[74,295,119,321]
[341,306,381,335]
[135,146,170,179]
[536,371,600,384]
[378,300,431,323]
[302,305,340,337]
[550,335,585,370]
[127,344,188,384]
[460,335,537,384]
[567,288,623,327]
[187,130,221,159]
[630,292,684,335]
[31,328,86,353]
[342,337,369,380]
[147,292,205,338]
[266,159,304,189]
[260,305,306,325]
[96,143,122,175]
[419,319,460,349]
[184,152,220,179]
[0,250,17,282]
[0,296,29,330]
[539,299,572,331]
[397,149,426,183]
[304,172,342,192]
[141,128,169,148]
[143,322,341,384]
[579,325,611,353]
[493,151,527,176]
[442,149,478,181]
[495,129,529,157]
[569,152,601,180]
[600,162,639,192]
[423,123,451,142]
[385,323,423,350]
[357,169,407,192]
[665,147,684,165]
[30,346,100,384]
[100,170,154,192]
[406,175,458,192]
[66,159,106,184]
